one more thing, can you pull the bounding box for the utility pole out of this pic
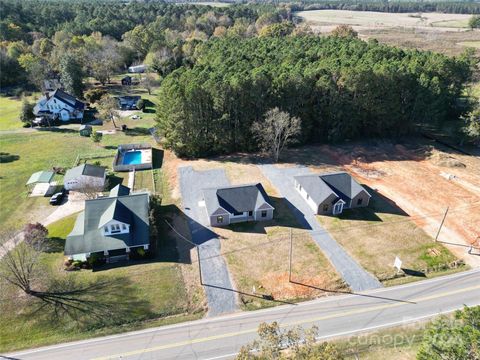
[196,245,203,285]
[289,228,293,282]
[435,206,449,242]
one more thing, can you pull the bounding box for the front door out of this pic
[333,201,344,215]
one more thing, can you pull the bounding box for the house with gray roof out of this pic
[65,185,150,262]
[202,183,274,227]
[64,164,106,191]
[294,172,371,215]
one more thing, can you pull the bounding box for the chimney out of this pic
[45,92,50,100]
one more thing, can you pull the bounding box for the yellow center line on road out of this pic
[92,284,480,360]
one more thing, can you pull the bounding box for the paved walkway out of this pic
[178,166,238,316]
[259,164,382,292]
[0,195,85,259]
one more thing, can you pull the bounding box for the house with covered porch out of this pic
[202,183,274,227]
[294,172,371,215]
[65,185,150,263]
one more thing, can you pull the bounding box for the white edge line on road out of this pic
[202,303,480,360]
[6,268,480,357]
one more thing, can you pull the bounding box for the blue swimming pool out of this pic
[122,151,142,165]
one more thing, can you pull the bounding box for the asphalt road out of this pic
[178,166,238,316]
[259,164,382,291]
[6,269,480,360]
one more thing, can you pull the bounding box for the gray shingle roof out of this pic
[294,172,370,205]
[65,193,149,255]
[109,184,131,197]
[64,164,105,183]
[52,89,85,110]
[203,183,274,216]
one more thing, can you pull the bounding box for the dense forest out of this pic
[0,1,289,88]
[156,35,474,157]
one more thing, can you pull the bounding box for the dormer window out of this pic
[103,222,130,236]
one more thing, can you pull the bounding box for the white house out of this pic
[64,164,106,191]
[33,89,85,121]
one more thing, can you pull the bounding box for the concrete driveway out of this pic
[178,166,238,316]
[259,164,382,292]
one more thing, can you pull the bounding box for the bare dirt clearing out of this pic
[296,10,472,32]
[282,140,480,267]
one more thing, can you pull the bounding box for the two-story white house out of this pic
[33,89,85,121]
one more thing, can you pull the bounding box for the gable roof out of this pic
[294,172,370,205]
[65,193,149,256]
[51,89,85,110]
[109,184,131,197]
[64,164,105,182]
[203,183,274,216]
[26,170,54,185]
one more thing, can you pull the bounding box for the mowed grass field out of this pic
[316,190,457,283]
[0,129,155,231]
[295,10,472,30]
[0,213,205,352]
[0,93,40,131]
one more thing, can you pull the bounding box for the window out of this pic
[357,198,363,206]
[111,224,121,233]
[261,210,267,218]
[217,216,224,224]
[323,204,329,212]
[122,224,127,230]
[248,211,253,217]
[233,211,243,216]
[306,194,309,200]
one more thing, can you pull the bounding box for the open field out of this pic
[0,212,205,352]
[0,93,41,131]
[296,10,472,32]
[0,122,157,231]
[163,154,347,310]
[458,40,480,49]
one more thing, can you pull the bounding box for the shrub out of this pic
[91,130,102,143]
[136,99,145,111]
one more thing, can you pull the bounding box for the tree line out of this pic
[0,0,290,89]
[156,33,474,158]
[290,1,480,15]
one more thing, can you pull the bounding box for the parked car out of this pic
[50,191,66,205]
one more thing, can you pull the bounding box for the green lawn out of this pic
[0,214,204,352]
[0,128,155,231]
[317,190,458,283]
[0,94,40,131]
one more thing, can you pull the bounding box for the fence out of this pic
[113,143,153,172]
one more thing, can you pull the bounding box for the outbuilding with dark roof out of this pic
[202,183,274,227]
[294,172,371,215]
[64,164,106,191]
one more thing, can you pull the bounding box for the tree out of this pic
[259,22,294,37]
[89,38,122,85]
[237,322,344,360]
[141,73,156,95]
[59,52,84,98]
[252,108,301,162]
[97,95,120,128]
[90,130,103,144]
[20,97,35,126]
[331,25,358,38]
[136,99,145,111]
[417,306,480,360]
[463,104,480,145]
[18,53,48,90]
[23,223,48,249]
[469,15,480,29]
[84,88,107,104]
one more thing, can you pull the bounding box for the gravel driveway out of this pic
[259,164,382,292]
[178,166,238,316]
